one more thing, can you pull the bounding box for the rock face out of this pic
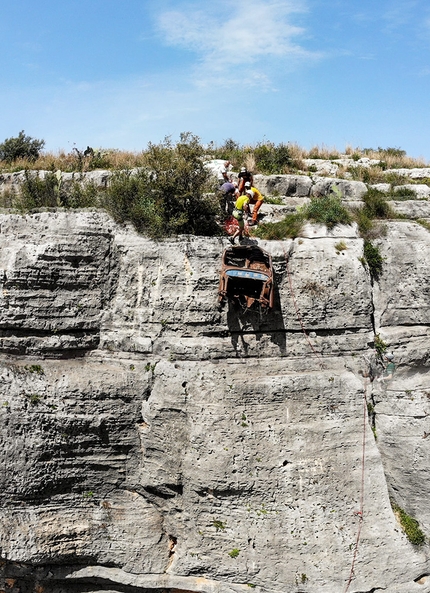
[0,212,430,593]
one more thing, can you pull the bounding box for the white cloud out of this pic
[156,0,321,87]
[382,0,420,31]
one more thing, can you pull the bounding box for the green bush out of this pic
[208,139,293,174]
[253,142,292,174]
[353,189,394,240]
[363,240,383,280]
[18,171,99,210]
[304,195,352,229]
[212,138,245,164]
[377,146,406,158]
[392,187,417,200]
[254,212,304,240]
[105,133,220,238]
[19,171,62,209]
[362,188,394,219]
[384,172,409,186]
[0,130,45,163]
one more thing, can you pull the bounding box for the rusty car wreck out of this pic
[218,245,275,311]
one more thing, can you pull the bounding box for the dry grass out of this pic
[0,149,146,173]
[307,144,342,160]
[243,153,256,173]
[360,148,427,169]
[304,144,428,169]
[1,141,428,175]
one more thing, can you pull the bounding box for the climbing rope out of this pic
[343,382,368,593]
[284,248,368,591]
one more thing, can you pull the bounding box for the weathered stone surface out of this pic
[0,211,118,354]
[370,183,392,193]
[390,200,430,219]
[252,174,312,197]
[0,169,114,196]
[303,159,340,176]
[310,177,368,201]
[394,184,430,199]
[373,222,430,328]
[0,212,429,593]
[385,167,430,179]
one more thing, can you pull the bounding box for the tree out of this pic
[0,130,45,162]
[105,133,220,237]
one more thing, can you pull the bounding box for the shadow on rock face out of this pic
[226,278,286,357]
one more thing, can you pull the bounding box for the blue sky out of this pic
[2,0,430,159]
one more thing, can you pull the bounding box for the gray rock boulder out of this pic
[310,176,368,201]
[253,174,312,197]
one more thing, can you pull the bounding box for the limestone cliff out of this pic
[0,209,429,593]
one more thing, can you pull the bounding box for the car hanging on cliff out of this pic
[218,244,275,311]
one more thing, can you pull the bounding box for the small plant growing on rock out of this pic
[373,334,387,357]
[362,241,384,280]
[417,218,430,232]
[26,394,42,405]
[26,364,44,375]
[392,503,426,545]
[302,281,325,298]
[335,241,347,252]
[228,548,240,558]
[213,520,226,531]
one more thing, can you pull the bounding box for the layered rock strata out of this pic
[0,212,429,593]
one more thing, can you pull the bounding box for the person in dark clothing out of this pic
[238,167,254,194]
[219,182,239,215]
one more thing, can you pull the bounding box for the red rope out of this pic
[284,249,368,591]
[343,385,368,593]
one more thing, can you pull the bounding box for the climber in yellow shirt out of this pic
[244,182,265,225]
[229,194,250,244]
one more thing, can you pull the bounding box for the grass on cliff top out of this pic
[1,132,428,175]
[254,212,305,240]
[254,193,352,240]
[257,187,400,241]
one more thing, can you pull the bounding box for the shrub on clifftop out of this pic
[105,133,220,238]
[304,194,352,229]
[0,131,45,163]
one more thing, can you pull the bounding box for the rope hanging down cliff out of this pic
[285,248,368,593]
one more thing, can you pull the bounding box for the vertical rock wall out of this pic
[0,212,429,593]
